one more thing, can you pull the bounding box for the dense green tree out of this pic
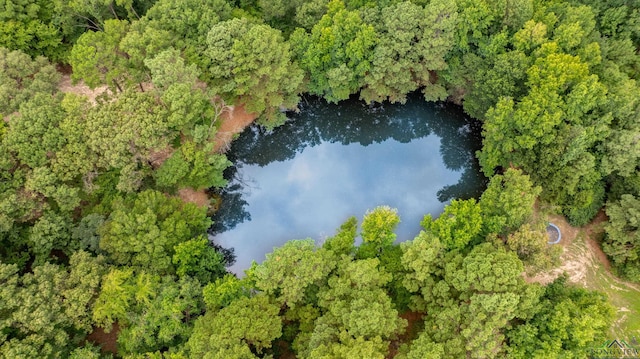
[506,276,614,358]
[602,128,640,179]
[463,50,530,120]
[0,48,60,117]
[83,90,173,185]
[129,0,233,71]
[403,231,542,358]
[4,93,65,168]
[206,18,304,127]
[258,0,305,25]
[322,216,357,257]
[71,213,105,253]
[356,205,400,259]
[28,210,71,265]
[54,0,150,30]
[478,42,609,225]
[290,0,376,102]
[421,199,483,250]
[93,269,205,355]
[360,0,458,103]
[69,345,102,359]
[51,94,97,183]
[155,141,230,190]
[254,239,334,308]
[69,19,137,92]
[396,332,445,359]
[144,48,200,91]
[202,274,251,311]
[188,295,282,358]
[0,0,66,60]
[479,168,540,235]
[294,0,330,30]
[0,251,105,358]
[299,257,406,358]
[99,190,211,273]
[602,194,640,281]
[172,237,227,284]
[503,223,562,275]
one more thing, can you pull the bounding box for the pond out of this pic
[209,93,487,274]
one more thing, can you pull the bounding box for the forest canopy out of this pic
[1,0,639,357]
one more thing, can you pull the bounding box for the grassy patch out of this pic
[569,232,640,339]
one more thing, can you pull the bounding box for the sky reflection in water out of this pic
[210,94,486,274]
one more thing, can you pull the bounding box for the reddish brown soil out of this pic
[387,311,425,358]
[86,323,120,354]
[57,74,110,104]
[274,339,297,359]
[178,187,210,208]
[213,104,258,152]
[148,146,175,169]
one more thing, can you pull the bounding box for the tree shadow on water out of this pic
[211,92,487,234]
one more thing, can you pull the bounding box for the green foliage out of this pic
[155,141,230,190]
[361,0,458,103]
[479,168,540,235]
[357,205,400,258]
[132,0,233,71]
[396,332,445,359]
[506,276,614,358]
[145,48,200,91]
[0,0,66,60]
[0,251,106,358]
[463,50,530,120]
[503,223,562,275]
[254,239,334,308]
[299,257,406,358]
[290,0,376,102]
[69,344,102,359]
[28,210,71,265]
[421,199,483,250]
[603,194,640,281]
[322,216,357,257]
[402,236,542,358]
[172,237,227,284]
[81,90,178,191]
[361,205,400,245]
[99,190,211,273]
[202,274,251,310]
[478,42,608,225]
[93,269,205,355]
[206,18,303,127]
[4,93,65,168]
[0,48,60,117]
[188,295,282,358]
[70,213,105,253]
[69,19,135,91]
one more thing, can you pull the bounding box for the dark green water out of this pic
[210,94,487,273]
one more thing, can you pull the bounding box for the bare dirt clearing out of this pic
[58,74,110,104]
[527,210,640,338]
[86,323,119,354]
[213,104,257,152]
[178,187,210,208]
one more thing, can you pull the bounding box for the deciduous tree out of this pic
[188,295,282,358]
[206,18,303,127]
[290,0,375,102]
[99,190,211,273]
